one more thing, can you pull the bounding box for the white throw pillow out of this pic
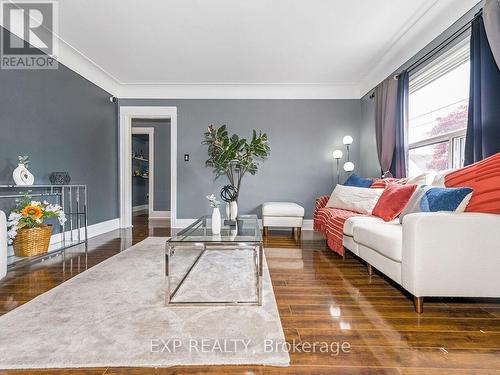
[431,169,455,187]
[407,172,435,185]
[326,185,384,214]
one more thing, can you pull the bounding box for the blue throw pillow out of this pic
[343,174,373,188]
[420,187,473,212]
[399,186,473,223]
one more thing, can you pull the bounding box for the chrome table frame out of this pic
[165,219,263,307]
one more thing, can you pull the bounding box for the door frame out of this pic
[131,127,155,217]
[119,106,177,228]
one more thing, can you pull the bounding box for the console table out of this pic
[0,185,88,272]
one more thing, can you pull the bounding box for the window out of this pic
[408,40,470,176]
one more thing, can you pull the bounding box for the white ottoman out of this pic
[262,202,305,239]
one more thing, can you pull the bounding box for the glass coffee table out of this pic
[165,214,263,306]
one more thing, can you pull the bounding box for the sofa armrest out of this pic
[315,195,330,212]
[402,212,500,297]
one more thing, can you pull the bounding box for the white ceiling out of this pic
[6,0,483,98]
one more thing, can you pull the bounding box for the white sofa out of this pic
[343,211,500,312]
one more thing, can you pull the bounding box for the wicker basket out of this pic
[13,224,53,257]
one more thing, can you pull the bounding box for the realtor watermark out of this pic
[151,338,351,357]
[1,0,58,69]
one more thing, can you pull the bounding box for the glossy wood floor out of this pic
[1,214,499,374]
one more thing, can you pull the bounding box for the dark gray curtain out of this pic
[464,13,500,165]
[390,70,409,178]
[375,77,398,177]
[375,73,408,178]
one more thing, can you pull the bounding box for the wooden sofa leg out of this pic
[367,264,373,276]
[263,226,269,237]
[296,227,301,241]
[414,296,424,314]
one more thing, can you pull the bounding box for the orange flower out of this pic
[21,205,43,218]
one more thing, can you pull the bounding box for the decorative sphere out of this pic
[343,161,355,172]
[332,150,343,159]
[220,185,238,202]
[342,135,353,145]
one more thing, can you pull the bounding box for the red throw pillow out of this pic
[372,183,417,221]
[445,152,500,214]
[370,177,408,189]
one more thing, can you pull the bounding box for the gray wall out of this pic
[132,135,149,206]
[120,99,362,219]
[132,119,171,211]
[0,29,118,225]
[359,93,380,178]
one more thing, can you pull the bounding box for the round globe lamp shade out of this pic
[342,135,353,145]
[332,150,343,159]
[343,161,355,172]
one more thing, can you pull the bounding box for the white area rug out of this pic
[0,237,289,369]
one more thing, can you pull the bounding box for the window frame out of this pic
[407,38,470,174]
[408,129,466,171]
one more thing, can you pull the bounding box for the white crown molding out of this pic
[116,83,361,100]
[359,0,481,96]
[2,0,480,100]
[56,38,121,95]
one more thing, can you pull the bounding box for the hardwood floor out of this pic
[1,215,499,374]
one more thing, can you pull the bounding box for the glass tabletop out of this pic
[169,214,262,243]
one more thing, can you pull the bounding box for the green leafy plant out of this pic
[202,124,270,199]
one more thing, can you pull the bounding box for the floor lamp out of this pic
[342,135,355,173]
[332,150,343,184]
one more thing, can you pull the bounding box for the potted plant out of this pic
[7,198,66,257]
[202,124,270,218]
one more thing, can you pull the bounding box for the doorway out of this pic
[131,129,153,222]
[119,106,177,228]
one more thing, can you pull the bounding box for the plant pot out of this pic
[13,224,53,257]
[225,201,238,221]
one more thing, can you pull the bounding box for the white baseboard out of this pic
[173,218,196,228]
[49,218,120,244]
[7,218,121,258]
[133,205,148,213]
[149,210,171,219]
[173,218,313,230]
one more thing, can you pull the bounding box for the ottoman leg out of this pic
[263,226,269,237]
[296,227,302,241]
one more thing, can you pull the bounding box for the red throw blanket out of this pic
[313,196,364,256]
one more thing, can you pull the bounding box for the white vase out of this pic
[12,163,34,185]
[225,201,238,220]
[211,207,221,235]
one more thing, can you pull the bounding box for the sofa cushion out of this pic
[353,223,403,262]
[262,202,304,217]
[326,185,384,214]
[344,215,385,236]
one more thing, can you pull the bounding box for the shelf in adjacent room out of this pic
[133,156,149,162]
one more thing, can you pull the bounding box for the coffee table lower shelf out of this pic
[165,242,263,307]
